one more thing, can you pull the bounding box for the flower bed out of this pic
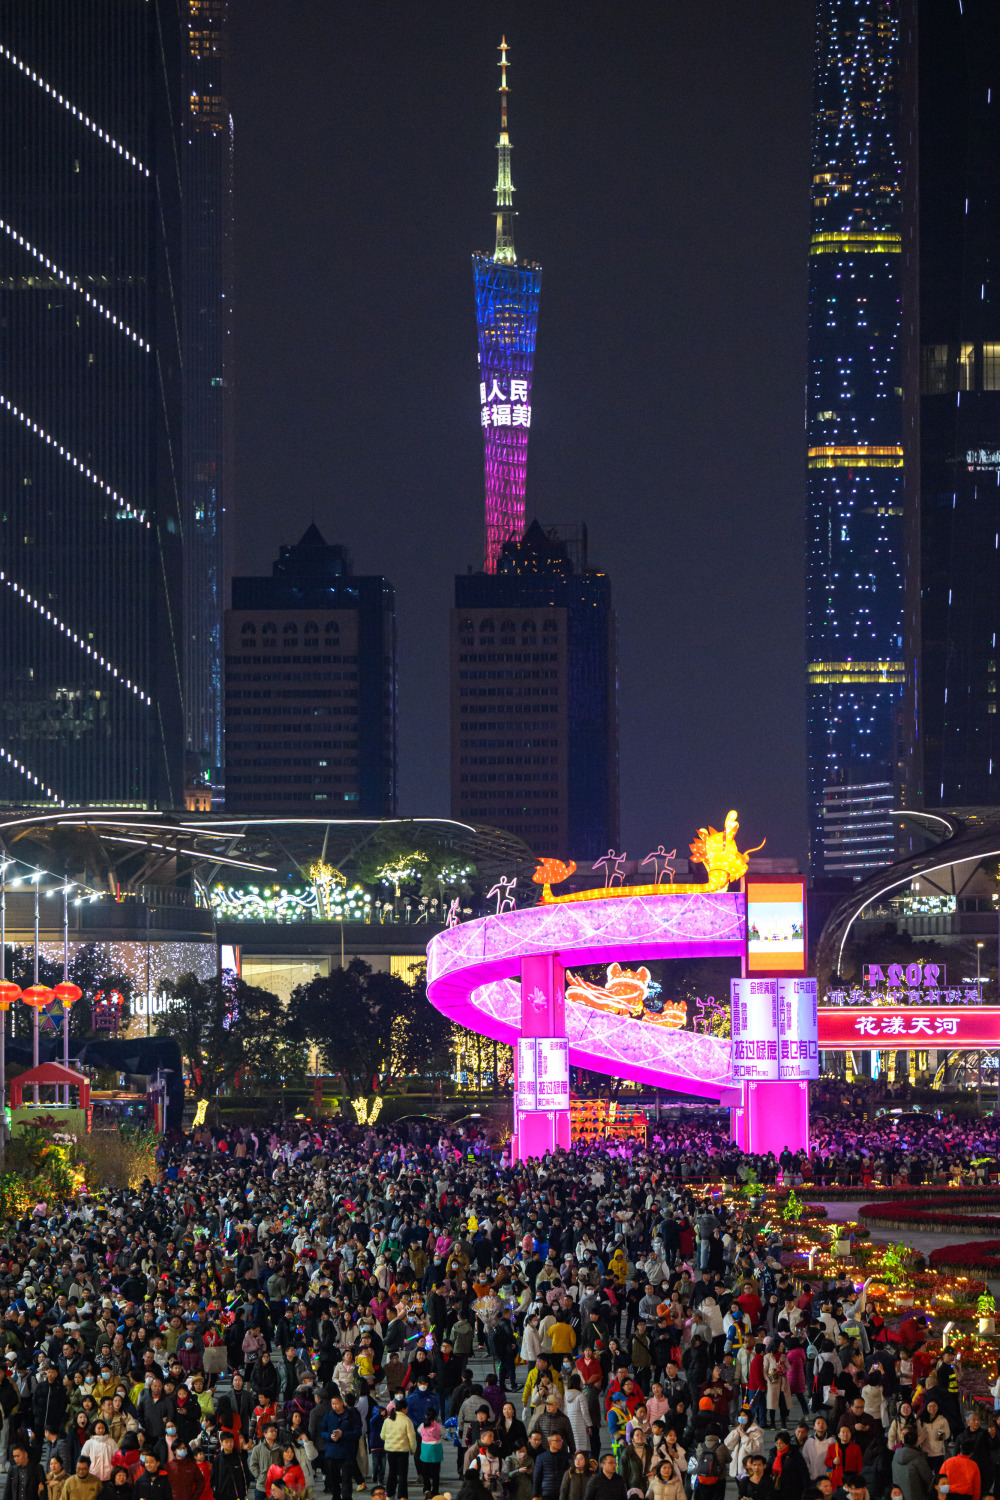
[928,1240,1000,1275]
[776,1184,1000,1201]
[859,1191,1000,1232]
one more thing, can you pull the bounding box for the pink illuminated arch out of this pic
[425,892,741,1099]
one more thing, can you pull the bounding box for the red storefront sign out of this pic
[818,1007,1000,1050]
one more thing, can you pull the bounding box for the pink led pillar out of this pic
[514,953,571,1160]
[740,1079,810,1156]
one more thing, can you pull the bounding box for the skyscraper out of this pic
[226,526,397,815]
[473,39,542,573]
[805,0,906,875]
[450,522,618,858]
[0,2,185,809]
[906,0,1000,810]
[182,0,233,795]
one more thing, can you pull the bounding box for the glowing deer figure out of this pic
[688,810,765,892]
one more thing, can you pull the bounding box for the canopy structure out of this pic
[10,1062,90,1109]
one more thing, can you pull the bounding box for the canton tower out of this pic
[473,39,542,572]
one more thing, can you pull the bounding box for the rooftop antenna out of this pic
[494,37,516,265]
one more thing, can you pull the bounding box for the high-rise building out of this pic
[182,0,233,794]
[225,526,397,815]
[805,0,907,876]
[450,521,618,858]
[0,1,233,812]
[905,1,1000,809]
[473,39,542,573]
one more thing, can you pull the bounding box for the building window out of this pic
[283,622,298,635]
[480,618,495,632]
[921,345,951,394]
[459,618,473,632]
[305,620,319,634]
[500,619,515,632]
[984,344,1000,392]
[959,343,975,390]
[521,619,536,633]
[262,622,277,636]
[241,622,256,635]
[543,618,557,632]
[324,621,339,634]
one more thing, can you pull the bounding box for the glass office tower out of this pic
[805,0,906,875]
[910,0,1000,808]
[0,1,186,807]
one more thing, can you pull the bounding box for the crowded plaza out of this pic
[0,1111,994,1500]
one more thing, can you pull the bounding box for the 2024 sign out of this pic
[864,962,946,989]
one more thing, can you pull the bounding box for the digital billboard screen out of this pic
[746,877,806,975]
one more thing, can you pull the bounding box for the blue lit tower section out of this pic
[473,39,542,573]
[806,0,906,876]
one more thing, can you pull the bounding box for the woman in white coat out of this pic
[520,1313,542,1365]
[563,1374,591,1455]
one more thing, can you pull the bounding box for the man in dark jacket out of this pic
[769,1433,810,1500]
[531,1434,570,1500]
[3,1442,43,1500]
[32,1369,66,1437]
[211,1434,251,1500]
[133,1452,172,1500]
[321,1395,362,1500]
[582,1453,628,1500]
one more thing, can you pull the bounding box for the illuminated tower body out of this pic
[474,40,542,573]
[805,0,906,876]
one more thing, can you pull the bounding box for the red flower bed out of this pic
[928,1240,1000,1274]
[859,1192,1000,1230]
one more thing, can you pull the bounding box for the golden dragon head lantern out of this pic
[689,810,766,892]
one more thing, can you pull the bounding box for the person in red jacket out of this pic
[896,1316,928,1354]
[939,1450,981,1500]
[737,1285,763,1330]
[747,1345,767,1430]
[826,1425,863,1489]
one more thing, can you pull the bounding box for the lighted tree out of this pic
[155,972,283,1095]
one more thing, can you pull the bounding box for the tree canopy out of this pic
[155,972,283,1095]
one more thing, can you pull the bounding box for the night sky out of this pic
[229,2,814,866]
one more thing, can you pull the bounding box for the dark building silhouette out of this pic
[226,526,397,815]
[905,0,1000,810]
[451,521,618,858]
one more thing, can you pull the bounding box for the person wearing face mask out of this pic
[178,1340,203,1378]
[723,1408,764,1481]
[165,1443,206,1500]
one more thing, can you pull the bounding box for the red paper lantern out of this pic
[20,984,53,1009]
[52,983,83,1006]
[0,980,20,1011]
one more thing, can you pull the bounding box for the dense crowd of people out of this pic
[0,1114,990,1500]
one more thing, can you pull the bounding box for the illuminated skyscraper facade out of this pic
[182,0,233,792]
[908,0,1000,809]
[806,0,906,875]
[0,1,186,808]
[474,40,542,573]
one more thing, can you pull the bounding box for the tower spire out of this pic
[494,36,516,265]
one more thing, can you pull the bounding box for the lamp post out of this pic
[978,940,985,1117]
[0,859,8,1164]
[31,871,40,1103]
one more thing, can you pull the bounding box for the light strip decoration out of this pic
[0,746,64,806]
[0,570,150,703]
[0,394,148,524]
[807,445,904,469]
[808,660,906,685]
[0,218,149,350]
[0,44,149,175]
[809,232,902,255]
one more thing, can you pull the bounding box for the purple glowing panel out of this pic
[426,891,743,1098]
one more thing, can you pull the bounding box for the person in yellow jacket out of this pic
[382,1401,417,1500]
[608,1248,629,1286]
[520,1358,563,1414]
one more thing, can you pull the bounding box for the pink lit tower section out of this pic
[473,39,542,572]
